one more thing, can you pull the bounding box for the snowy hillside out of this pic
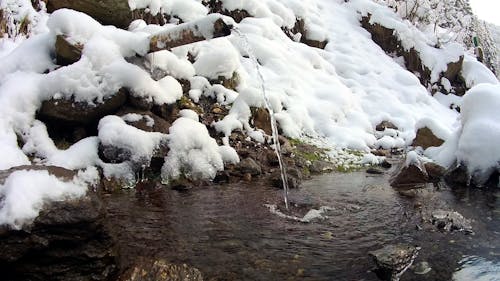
[0,0,499,229]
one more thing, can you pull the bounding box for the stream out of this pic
[104,171,499,280]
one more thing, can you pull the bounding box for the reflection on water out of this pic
[453,256,500,281]
[104,172,499,280]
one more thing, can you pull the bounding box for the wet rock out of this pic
[55,35,82,66]
[238,157,262,176]
[0,166,116,281]
[369,244,420,281]
[128,95,154,111]
[431,210,473,234]
[380,160,393,169]
[119,259,203,281]
[367,167,384,175]
[271,167,302,189]
[398,189,417,198]
[444,165,469,186]
[412,261,432,275]
[376,121,398,131]
[411,127,444,149]
[38,88,128,125]
[424,162,445,183]
[390,163,428,188]
[309,160,334,174]
[99,143,132,164]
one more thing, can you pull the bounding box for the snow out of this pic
[0,167,98,229]
[98,115,167,167]
[427,84,500,184]
[161,117,225,181]
[461,54,499,87]
[128,0,208,22]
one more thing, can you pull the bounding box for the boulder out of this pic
[251,107,272,135]
[55,35,82,66]
[431,210,473,234]
[390,163,428,188]
[369,244,420,281]
[38,89,128,125]
[411,127,444,149]
[423,162,445,183]
[118,109,171,134]
[376,121,398,131]
[0,165,116,281]
[237,157,262,176]
[119,259,203,281]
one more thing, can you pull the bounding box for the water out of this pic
[104,172,500,280]
[233,28,290,210]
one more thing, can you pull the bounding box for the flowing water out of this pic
[233,28,290,209]
[104,172,500,280]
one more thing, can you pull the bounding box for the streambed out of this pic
[104,171,499,280]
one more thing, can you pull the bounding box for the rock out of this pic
[55,35,82,66]
[128,95,154,111]
[444,165,469,186]
[411,127,444,149]
[251,107,272,135]
[431,210,473,234]
[412,261,432,275]
[271,167,302,189]
[47,0,164,29]
[376,121,398,131]
[398,189,417,198]
[283,18,328,49]
[309,160,334,174]
[372,149,391,157]
[367,167,384,175]
[119,259,203,281]
[0,165,116,281]
[423,162,445,183]
[238,157,262,176]
[99,143,132,164]
[390,163,428,188]
[369,244,420,281]
[118,109,171,134]
[380,160,392,169]
[38,88,128,125]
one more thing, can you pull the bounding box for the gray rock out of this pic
[369,244,420,281]
[413,261,432,275]
[431,210,473,234]
[238,157,262,176]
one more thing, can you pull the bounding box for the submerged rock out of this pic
[119,259,203,281]
[431,210,473,234]
[0,166,116,280]
[369,244,420,281]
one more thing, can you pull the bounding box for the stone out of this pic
[238,157,262,176]
[118,109,171,134]
[431,210,473,234]
[128,95,154,111]
[271,167,302,189]
[376,121,398,131]
[390,163,428,188]
[309,160,334,174]
[444,165,469,186]
[0,165,116,281]
[366,167,384,175]
[55,35,82,66]
[119,259,203,281]
[411,127,444,149]
[38,88,128,125]
[369,244,420,281]
[423,162,445,183]
[251,107,272,135]
[412,261,432,275]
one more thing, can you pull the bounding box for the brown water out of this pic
[103,172,500,281]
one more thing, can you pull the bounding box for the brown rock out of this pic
[119,259,202,281]
[238,157,262,176]
[444,165,469,186]
[390,163,428,188]
[424,162,445,183]
[376,121,398,131]
[55,35,82,66]
[38,88,128,125]
[251,107,272,135]
[118,109,171,134]
[411,127,444,149]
